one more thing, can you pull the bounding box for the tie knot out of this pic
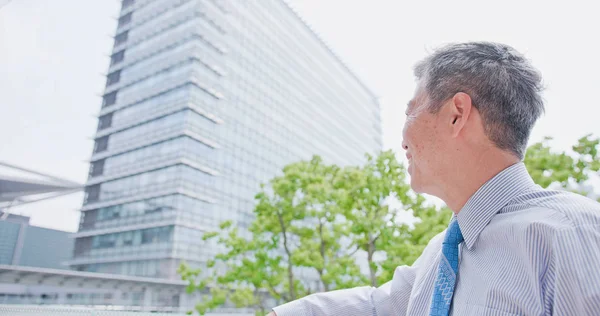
[444,218,464,246]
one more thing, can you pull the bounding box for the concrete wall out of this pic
[0,212,73,269]
[0,221,20,265]
[18,225,73,270]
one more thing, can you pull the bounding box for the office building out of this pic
[69,0,382,283]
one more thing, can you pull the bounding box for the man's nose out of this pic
[401,141,408,151]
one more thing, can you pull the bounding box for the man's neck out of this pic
[439,148,520,213]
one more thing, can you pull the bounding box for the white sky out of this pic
[1,0,599,232]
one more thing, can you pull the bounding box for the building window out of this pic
[102,91,117,107]
[98,113,113,130]
[74,237,93,255]
[85,184,101,204]
[89,159,105,178]
[118,13,132,28]
[114,31,128,46]
[123,232,134,246]
[94,136,109,153]
[106,70,121,86]
[122,0,134,8]
[110,50,125,66]
[142,226,171,244]
[94,234,116,249]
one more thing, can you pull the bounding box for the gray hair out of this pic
[414,42,544,159]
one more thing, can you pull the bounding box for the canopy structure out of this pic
[0,161,83,213]
[0,264,186,290]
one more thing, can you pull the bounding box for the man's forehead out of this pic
[407,83,428,108]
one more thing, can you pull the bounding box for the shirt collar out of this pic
[456,162,536,250]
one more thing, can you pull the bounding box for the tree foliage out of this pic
[341,151,451,286]
[524,135,600,196]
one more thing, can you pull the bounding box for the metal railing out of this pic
[0,305,253,316]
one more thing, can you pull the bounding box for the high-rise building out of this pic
[69,0,382,280]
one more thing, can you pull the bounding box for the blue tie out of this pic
[430,218,464,316]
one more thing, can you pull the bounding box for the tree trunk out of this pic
[255,288,265,316]
[277,211,296,300]
[368,234,377,287]
[368,247,377,287]
[318,222,330,292]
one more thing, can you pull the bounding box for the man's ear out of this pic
[449,92,473,137]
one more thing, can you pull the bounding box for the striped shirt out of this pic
[273,163,600,315]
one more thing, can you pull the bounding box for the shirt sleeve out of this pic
[272,264,418,316]
[550,224,600,315]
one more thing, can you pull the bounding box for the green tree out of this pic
[178,220,285,315]
[179,157,365,314]
[524,135,600,193]
[284,157,365,291]
[341,150,450,286]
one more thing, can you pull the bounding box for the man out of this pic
[269,42,600,315]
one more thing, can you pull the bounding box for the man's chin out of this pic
[409,178,422,193]
[410,179,438,197]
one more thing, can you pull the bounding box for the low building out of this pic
[0,213,186,311]
[0,214,252,313]
[0,213,73,269]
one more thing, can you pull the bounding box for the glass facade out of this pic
[71,0,382,283]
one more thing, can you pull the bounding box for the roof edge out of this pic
[280,0,380,100]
